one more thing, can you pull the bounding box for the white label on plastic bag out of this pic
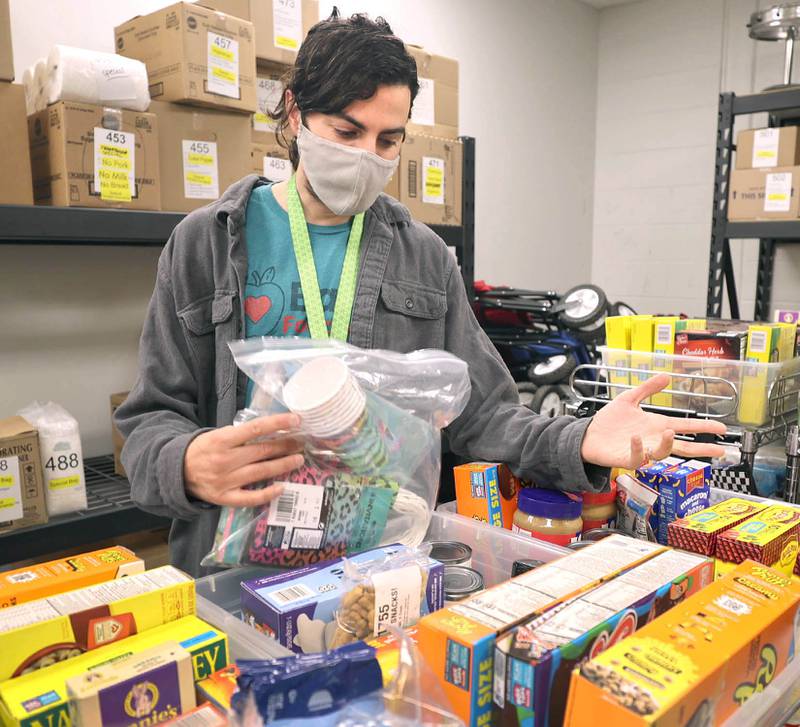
[40,435,85,515]
[254,78,282,131]
[753,128,780,168]
[372,564,422,635]
[264,155,291,182]
[273,0,302,51]
[422,156,445,205]
[182,140,219,200]
[0,456,23,522]
[93,56,136,103]
[207,32,239,99]
[94,128,135,202]
[410,77,435,126]
[764,172,792,212]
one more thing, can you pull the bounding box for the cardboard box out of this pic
[28,101,160,210]
[454,462,519,529]
[0,0,12,81]
[149,99,251,212]
[164,703,227,726]
[109,392,129,478]
[0,565,194,682]
[668,497,769,556]
[251,141,291,181]
[0,83,33,204]
[493,549,713,727]
[252,60,289,143]
[67,642,196,726]
[564,561,800,726]
[241,544,443,653]
[0,416,47,535]
[736,127,800,170]
[0,545,145,608]
[637,459,710,545]
[399,132,462,225]
[115,2,257,113]
[406,46,459,138]
[416,535,667,727]
[0,615,227,727]
[728,166,800,220]
[196,664,239,712]
[198,0,319,65]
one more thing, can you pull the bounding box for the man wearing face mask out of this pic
[115,11,726,577]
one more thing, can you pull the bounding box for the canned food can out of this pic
[428,540,472,568]
[443,565,484,603]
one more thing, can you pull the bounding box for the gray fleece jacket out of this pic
[114,175,606,577]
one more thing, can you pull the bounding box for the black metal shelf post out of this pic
[708,88,800,320]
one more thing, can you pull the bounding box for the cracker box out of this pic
[493,549,713,727]
[0,566,194,682]
[637,459,710,545]
[0,615,228,727]
[0,546,145,608]
[604,316,633,399]
[416,535,667,727]
[67,642,196,726]
[564,561,800,726]
[241,544,443,653]
[715,503,800,577]
[0,416,48,534]
[454,462,520,529]
[651,318,700,407]
[196,664,239,712]
[667,497,768,555]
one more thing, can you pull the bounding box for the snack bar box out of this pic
[416,534,668,727]
[493,548,713,727]
[564,560,800,726]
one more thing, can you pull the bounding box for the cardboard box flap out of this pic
[0,416,35,439]
[407,45,459,87]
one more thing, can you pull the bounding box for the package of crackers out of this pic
[667,497,768,555]
[715,504,800,576]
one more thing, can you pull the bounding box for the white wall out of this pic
[3,0,600,456]
[592,0,800,317]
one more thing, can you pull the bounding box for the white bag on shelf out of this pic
[17,401,88,516]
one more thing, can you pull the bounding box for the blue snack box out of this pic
[241,544,444,653]
[637,458,711,545]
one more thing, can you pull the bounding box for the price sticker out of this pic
[94,128,134,202]
[208,32,240,99]
[182,140,220,199]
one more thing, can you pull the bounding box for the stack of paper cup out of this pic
[283,356,366,438]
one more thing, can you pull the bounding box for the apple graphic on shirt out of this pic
[245,267,285,334]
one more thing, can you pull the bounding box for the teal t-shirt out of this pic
[244,183,351,402]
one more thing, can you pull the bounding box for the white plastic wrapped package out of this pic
[17,401,88,516]
[203,339,470,569]
[46,45,150,111]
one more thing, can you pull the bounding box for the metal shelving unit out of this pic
[708,88,800,320]
[0,140,476,558]
[0,456,169,566]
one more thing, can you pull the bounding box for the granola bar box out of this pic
[564,560,800,726]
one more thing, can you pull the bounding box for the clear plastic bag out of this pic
[203,339,470,569]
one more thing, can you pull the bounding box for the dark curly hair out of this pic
[269,9,419,168]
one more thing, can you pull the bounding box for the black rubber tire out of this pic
[516,382,539,409]
[527,352,578,386]
[529,384,573,417]
[610,301,637,317]
[558,284,608,328]
[574,309,609,344]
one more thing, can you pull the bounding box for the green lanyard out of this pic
[286,175,364,340]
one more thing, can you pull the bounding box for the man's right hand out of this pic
[184,413,304,508]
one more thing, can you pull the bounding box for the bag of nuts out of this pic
[328,545,444,649]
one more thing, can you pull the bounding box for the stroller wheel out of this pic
[529,384,573,417]
[528,353,577,386]
[516,382,538,408]
[558,285,608,328]
[610,301,637,317]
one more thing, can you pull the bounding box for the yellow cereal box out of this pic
[0,546,145,608]
[564,560,800,726]
[0,616,228,727]
[0,566,194,682]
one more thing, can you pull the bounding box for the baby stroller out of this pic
[474,282,635,416]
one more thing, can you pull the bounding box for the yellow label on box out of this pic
[0,498,17,509]
[211,66,236,84]
[275,35,299,49]
[210,44,234,63]
[93,128,134,203]
[0,476,13,488]
[49,475,80,491]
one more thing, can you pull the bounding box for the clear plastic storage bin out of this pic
[595,346,800,427]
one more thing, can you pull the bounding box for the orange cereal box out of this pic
[564,560,800,726]
[0,546,145,608]
[454,463,519,529]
